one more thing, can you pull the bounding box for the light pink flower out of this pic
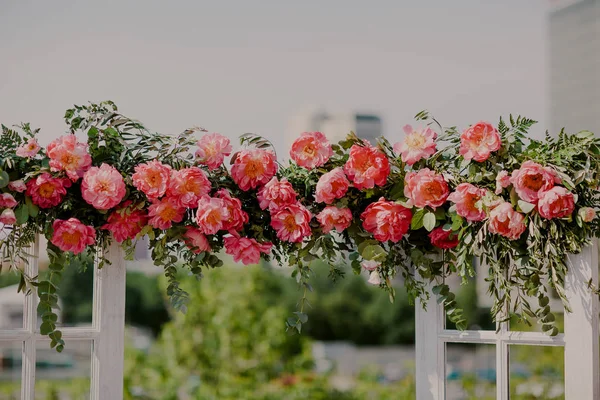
[447,183,487,222]
[316,206,353,234]
[166,167,212,208]
[404,168,449,209]
[81,163,126,210]
[488,202,527,240]
[215,189,249,231]
[510,161,558,204]
[538,186,575,219]
[315,167,350,204]
[361,260,380,272]
[459,121,501,162]
[26,173,71,209]
[343,144,390,190]
[183,226,212,253]
[361,198,412,242]
[195,196,230,234]
[257,177,298,211]
[195,133,232,170]
[0,209,16,225]
[132,160,172,200]
[270,203,312,243]
[393,125,437,166]
[0,193,18,209]
[50,218,96,254]
[15,138,40,158]
[223,232,272,265]
[46,134,92,180]
[289,131,333,169]
[8,180,26,193]
[100,201,148,243]
[579,207,596,223]
[367,271,381,285]
[148,198,185,230]
[231,149,277,191]
[495,170,511,195]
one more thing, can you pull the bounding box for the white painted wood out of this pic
[439,329,566,346]
[564,243,600,400]
[21,237,39,400]
[495,319,510,400]
[90,240,126,400]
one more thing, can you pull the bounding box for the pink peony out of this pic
[215,189,249,231]
[183,226,212,253]
[0,209,16,225]
[429,226,459,249]
[488,202,527,240]
[495,170,511,195]
[289,131,333,169]
[315,167,350,204]
[8,180,27,193]
[26,173,71,209]
[257,177,298,211]
[223,232,272,265]
[361,260,380,271]
[510,161,558,204]
[459,121,501,162]
[100,201,148,243]
[166,167,212,208]
[393,125,437,166]
[579,207,596,223]
[148,198,185,230]
[404,168,449,209]
[132,160,172,200]
[81,163,126,210]
[447,183,487,222]
[231,149,277,191]
[344,145,390,190]
[195,196,230,234]
[0,193,18,209]
[361,198,412,242]
[316,206,353,234]
[195,133,232,170]
[46,134,92,181]
[50,218,96,254]
[537,186,575,219]
[270,203,312,243]
[15,137,40,158]
[367,271,381,286]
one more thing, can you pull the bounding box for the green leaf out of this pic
[0,170,8,188]
[360,244,387,261]
[40,321,53,335]
[411,209,425,230]
[15,205,29,225]
[423,212,436,232]
[518,200,535,214]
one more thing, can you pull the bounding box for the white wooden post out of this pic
[564,242,600,400]
[90,240,126,400]
[21,237,39,400]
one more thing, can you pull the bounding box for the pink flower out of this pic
[195,196,230,234]
[447,183,487,222]
[289,131,333,169]
[0,193,18,209]
[270,203,312,243]
[148,198,185,230]
[50,218,96,254]
[361,260,380,272]
[488,202,527,240]
[231,149,277,191]
[81,163,126,210]
[215,189,249,231]
[8,180,26,193]
[0,209,16,225]
[429,227,459,249]
[100,201,148,243]
[46,135,92,181]
[459,121,501,162]
[367,271,381,285]
[224,232,272,265]
[195,133,232,170]
[15,138,40,158]
[404,168,449,209]
[183,226,212,253]
[361,198,412,242]
[344,145,390,190]
[166,167,212,208]
[393,125,437,166]
[316,206,353,234]
[538,186,575,220]
[495,170,511,195]
[579,207,596,223]
[510,161,558,204]
[26,173,71,209]
[132,160,172,200]
[315,168,350,204]
[257,177,298,211]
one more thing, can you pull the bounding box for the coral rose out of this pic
[196,196,230,234]
[344,145,390,190]
[257,177,298,211]
[316,206,353,234]
[537,186,575,219]
[510,161,558,204]
[459,121,501,162]
[270,203,312,243]
[289,131,333,169]
[223,232,272,265]
[81,163,126,210]
[495,170,511,195]
[8,180,27,193]
[215,189,249,231]
[183,226,212,254]
[195,133,232,170]
[16,138,40,158]
[447,183,487,222]
[0,209,16,225]
[101,202,148,243]
[579,207,596,223]
[429,226,459,249]
[132,160,172,200]
[50,218,96,254]
[488,202,527,240]
[166,167,212,208]
[393,125,437,166]
[0,193,18,209]
[148,198,185,230]
[231,149,277,191]
[26,173,71,209]
[404,168,449,209]
[361,198,412,242]
[315,167,349,204]
[46,134,92,181]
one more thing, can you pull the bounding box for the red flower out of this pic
[428,226,459,249]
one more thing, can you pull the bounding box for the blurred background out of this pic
[0,0,598,399]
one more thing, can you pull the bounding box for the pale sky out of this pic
[0,0,548,156]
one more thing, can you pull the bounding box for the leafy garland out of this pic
[0,102,598,351]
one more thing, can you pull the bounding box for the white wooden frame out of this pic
[415,243,600,399]
[0,236,126,400]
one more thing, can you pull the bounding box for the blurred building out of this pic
[548,0,600,135]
